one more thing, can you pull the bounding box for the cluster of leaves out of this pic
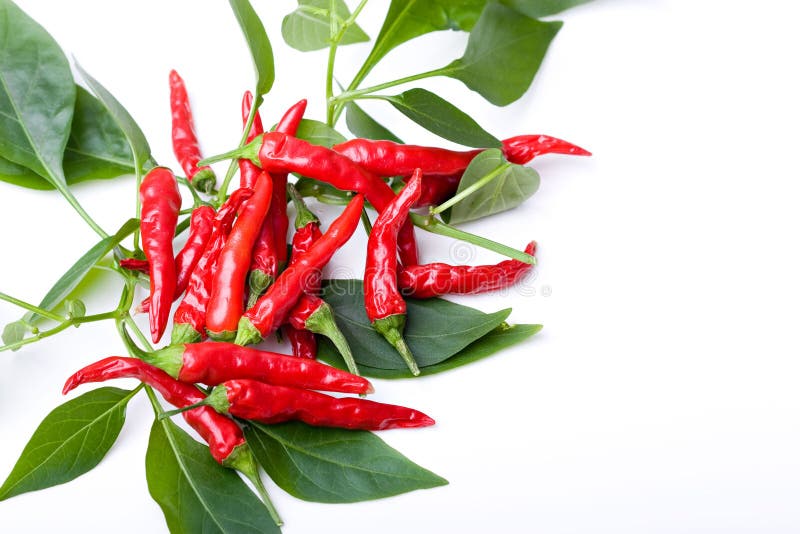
[0,0,590,532]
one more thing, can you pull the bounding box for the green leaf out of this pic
[294,118,347,148]
[294,177,352,206]
[0,0,75,187]
[447,149,540,224]
[502,0,593,18]
[75,64,151,172]
[1,320,27,346]
[345,101,403,143]
[382,88,499,148]
[146,418,279,534]
[443,3,562,106]
[323,323,542,378]
[352,0,487,88]
[22,218,139,324]
[319,279,510,370]
[229,0,275,102]
[0,155,49,190]
[245,421,447,503]
[282,0,369,52]
[64,299,86,319]
[0,387,134,501]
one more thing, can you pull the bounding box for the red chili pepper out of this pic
[399,241,537,298]
[172,189,253,344]
[219,133,419,267]
[502,134,591,164]
[119,258,149,273]
[197,379,435,431]
[413,173,462,208]
[62,357,281,525]
[239,91,264,190]
[206,173,273,341]
[364,171,422,375]
[138,205,215,313]
[139,167,181,343]
[284,325,317,359]
[141,341,372,394]
[246,100,307,307]
[235,194,364,346]
[169,69,215,193]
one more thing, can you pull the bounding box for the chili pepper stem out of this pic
[247,270,274,309]
[142,344,185,379]
[224,444,283,526]
[373,315,420,376]
[234,316,264,346]
[199,137,261,168]
[304,301,362,379]
[430,160,512,214]
[170,323,202,345]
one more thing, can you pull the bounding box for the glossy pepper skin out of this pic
[138,205,215,313]
[246,100,307,307]
[365,171,422,375]
[235,194,365,346]
[144,341,373,394]
[119,258,149,273]
[399,241,537,298]
[284,325,317,359]
[239,91,264,190]
[227,132,418,267]
[139,167,181,343]
[206,172,273,340]
[203,379,435,431]
[169,70,215,193]
[172,189,253,344]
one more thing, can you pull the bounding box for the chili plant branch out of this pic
[0,310,120,353]
[0,292,65,322]
[216,102,259,205]
[430,161,512,214]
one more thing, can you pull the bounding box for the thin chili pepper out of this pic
[169,70,216,193]
[399,241,537,298]
[365,170,422,375]
[246,100,307,307]
[138,205,215,313]
[137,340,372,394]
[235,194,364,346]
[203,133,419,267]
[139,167,181,343]
[206,172,273,341]
[172,189,253,344]
[284,325,317,359]
[239,91,263,190]
[62,356,282,525]
[119,258,149,273]
[413,173,462,208]
[168,379,435,431]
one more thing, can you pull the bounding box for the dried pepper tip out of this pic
[198,135,262,167]
[372,314,420,376]
[223,443,283,527]
[246,269,274,310]
[191,167,217,194]
[287,183,319,230]
[170,322,203,346]
[234,316,263,347]
[141,344,185,379]
[303,300,361,379]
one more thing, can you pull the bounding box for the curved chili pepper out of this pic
[288,293,359,376]
[365,171,422,375]
[62,357,281,525]
[172,189,253,344]
[246,100,307,307]
[197,379,435,431]
[284,325,317,359]
[502,134,591,164]
[239,91,264,190]
[206,172,273,341]
[141,341,372,394]
[399,241,537,298]
[139,167,181,343]
[212,133,419,267]
[138,205,215,313]
[235,194,364,346]
[169,70,215,193]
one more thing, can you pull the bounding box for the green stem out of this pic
[133,163,145,251]
[0,310,119,352]
[0,292,64,322]
[216,101,259,206]
[325,18,338,126]
[409,213,534,264]
[360,207,373,236]
[56,184,108,239]
[431,162,511,215]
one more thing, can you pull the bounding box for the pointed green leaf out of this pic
[345,101,403,143]
[444,3,562,106]
[382,88,499,148]
[229,0,275,102]
[282,0,368,52]
[246,421,447,503]
[0,0,75,187]
[294,118,347,148]
[0,387,135,501]
[1,320,27,346]
[294,177,352,206]
[319,279,510,370]
[503,0,593,18]
[145,418,279,534]
[447,149,540,224]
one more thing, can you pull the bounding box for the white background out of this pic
[1,1,799,532]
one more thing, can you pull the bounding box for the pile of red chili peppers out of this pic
[64,69,589,525]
